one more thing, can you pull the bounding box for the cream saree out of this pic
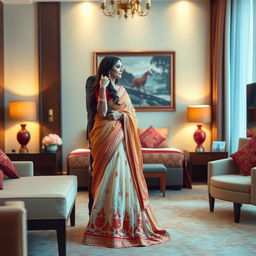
[83,87,170,248]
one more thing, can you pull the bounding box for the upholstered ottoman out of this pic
[67,148,90,189]
[142,148,184,189]
[143,163,167,197]
[0,161,78,256]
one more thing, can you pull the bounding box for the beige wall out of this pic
[4,4,39,153]
[3,1,211,169]
[61,0,211,166]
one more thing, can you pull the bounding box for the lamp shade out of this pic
[9,101,37,121]
[187,105,211,123]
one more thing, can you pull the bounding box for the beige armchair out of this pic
[0,201,27,256]
[208,138,256,223]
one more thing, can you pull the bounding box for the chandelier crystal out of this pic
[100,0,151,19]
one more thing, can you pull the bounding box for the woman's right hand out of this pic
[99,75,110,89]
[105,111,123,121]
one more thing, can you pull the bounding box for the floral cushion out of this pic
[139,125,167,148]
[0,169,3,189]
[0,149,19,178]
[138,127,169,148]
[231,135,256,176]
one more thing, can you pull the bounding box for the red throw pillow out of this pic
[231,135,256,176]
[138,127,169,148]
[0,170,3,189]
[139,125,166,148]
[0,149,19,178]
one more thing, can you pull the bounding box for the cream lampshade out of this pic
[9,101,37,153]
[187,105,211,152]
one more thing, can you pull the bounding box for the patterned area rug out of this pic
[28,185,256,256]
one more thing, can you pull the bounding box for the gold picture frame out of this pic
[93,51,176,112]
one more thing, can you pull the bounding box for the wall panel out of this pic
[38,2,62,169]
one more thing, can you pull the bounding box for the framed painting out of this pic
[93,51,176,111]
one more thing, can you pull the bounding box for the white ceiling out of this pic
[2,0,148,4]
[2,0,206,4]
[2,0,93,3]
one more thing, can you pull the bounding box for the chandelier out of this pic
[100,0,151,19]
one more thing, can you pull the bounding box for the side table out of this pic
[6,151,62,176]
[183,150,228,183]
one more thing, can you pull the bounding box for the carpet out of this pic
[28,185,256,256]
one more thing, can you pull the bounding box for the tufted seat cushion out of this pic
[211,175,251,193]
[0,175,77,219]
[142,148,184,167]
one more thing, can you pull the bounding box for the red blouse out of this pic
[95,88,112,101]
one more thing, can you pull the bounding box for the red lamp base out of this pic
[193,124,206,152]
[17,123,30,153]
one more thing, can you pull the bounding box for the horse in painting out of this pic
[131,71,151,93]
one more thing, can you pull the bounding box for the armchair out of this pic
[0,201,27,256]
[208,138,256,223]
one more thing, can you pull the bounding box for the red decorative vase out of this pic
[193,124,206,152]
[17,124,30,153]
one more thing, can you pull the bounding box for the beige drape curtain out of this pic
[211,0,228,141]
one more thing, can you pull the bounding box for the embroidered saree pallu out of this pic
[83,87,170,248]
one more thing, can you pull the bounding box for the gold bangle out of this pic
[98,98,107,103]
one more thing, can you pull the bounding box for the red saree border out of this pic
[83,232,170,248]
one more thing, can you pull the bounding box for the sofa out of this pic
[0,161,77,256]
[67,125,188,190]
[68,147,185,188]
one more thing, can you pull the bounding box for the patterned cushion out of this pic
[142,148,184,167]
[67,148,90,169]
[0,169,3,189]
[231,135,256,176]
[0,149,19,178]
[138,127,169,148]
[139,125,166,148]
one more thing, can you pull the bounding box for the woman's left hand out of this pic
[105,111,123,121]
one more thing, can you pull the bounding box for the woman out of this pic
[83,56,170,248]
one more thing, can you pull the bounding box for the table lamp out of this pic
[9,101,37,153]
[187,105,211,152]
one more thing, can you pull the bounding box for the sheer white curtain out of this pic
[253,0,256,80]
[225,0,256,153]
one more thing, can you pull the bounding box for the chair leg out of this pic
[234,203,242,223]
[209,193,215,212]
[57,220,66,256]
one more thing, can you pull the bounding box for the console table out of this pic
[183,150,228,183]
[6,151,62,176]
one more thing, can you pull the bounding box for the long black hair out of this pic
[93,55,122,105]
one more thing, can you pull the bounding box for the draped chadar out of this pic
[89,87,149,210]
